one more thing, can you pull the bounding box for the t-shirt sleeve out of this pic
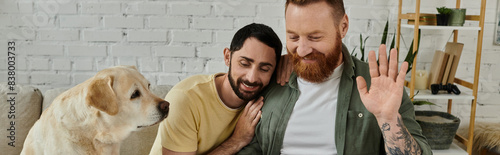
[158,89,199,152]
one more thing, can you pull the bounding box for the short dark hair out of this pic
[285,0,345,25]
[229,23,282,66]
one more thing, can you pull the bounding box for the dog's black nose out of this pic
[158,101,169,113]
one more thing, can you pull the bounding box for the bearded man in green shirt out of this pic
[238,0,432,154]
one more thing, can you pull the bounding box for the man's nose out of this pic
[245,67,259,83]
[297,39,313,57]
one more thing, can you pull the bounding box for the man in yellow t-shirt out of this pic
[149,23,282,155]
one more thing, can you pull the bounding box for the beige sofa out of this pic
[0,83,172,155]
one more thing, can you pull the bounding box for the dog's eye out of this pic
[131,90,140,99]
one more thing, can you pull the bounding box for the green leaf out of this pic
[437,6,452,15]
[362,36,369,62]
[404,30,421,73]
[389,33,395,51]
[381,21,389,45]
[412,100,437,106]
[386,34,396,62]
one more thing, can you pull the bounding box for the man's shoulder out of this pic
[264,81,293,94]
[166,74,218,102]
[260,82,296,110]
[172,74,216,91]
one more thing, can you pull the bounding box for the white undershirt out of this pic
[281,63,344,155]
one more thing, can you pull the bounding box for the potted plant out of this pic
[436,7,452,26]
[448,8,467,26]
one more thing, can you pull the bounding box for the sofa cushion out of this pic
[0,83,43,155]
[42,88,68,111]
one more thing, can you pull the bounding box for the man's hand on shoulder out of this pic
[208,97,264,155]
[277,54,292,86]
[232,96,264,144]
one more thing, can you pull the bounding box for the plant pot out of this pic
[436,14,449,26]
[448,8,466,26]
[415,110,460,150]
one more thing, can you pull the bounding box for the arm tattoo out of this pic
[381,117,422,155]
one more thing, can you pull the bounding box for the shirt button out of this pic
[358,113,363,118]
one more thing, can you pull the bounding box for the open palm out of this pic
[356,45,408,121]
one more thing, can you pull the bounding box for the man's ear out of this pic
[86,76,118,115]
[224,48,231,67]
[339,14,349,39]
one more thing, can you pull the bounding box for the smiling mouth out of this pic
[241,82,259,92]
[301,58,317,63]
[243,83,255,88]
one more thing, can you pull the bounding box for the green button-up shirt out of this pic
[238,45,432,155]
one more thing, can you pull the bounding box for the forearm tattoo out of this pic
[381,117,422,155]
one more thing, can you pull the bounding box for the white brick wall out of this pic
[74,59,94,71]
[170,3,211,16]
[21,45,64,56]
[30,58,50,70]
[0,0,499,121]
[149,17,189,29]
[104,17,143,28]
[82,3,122,14]
[39,30,79,41]
[172,30,212,42]
[125,3,166,15]
[60,16,100,28]
[127,31,167,42]
[52,59,71,71]
[162,61,182,73]
[84,30,123,42]
[155,46,195,57]
[112,46,151,56]
[68,46,107,57]
[36,2,77,14]
[192,18,233,29]
[31,73,70,85]
[0,1,33,13]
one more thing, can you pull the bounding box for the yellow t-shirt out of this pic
[149,73,242,155]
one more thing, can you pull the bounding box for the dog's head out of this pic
[85,66,169,129]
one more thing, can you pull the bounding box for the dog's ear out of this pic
[86,76,119,115]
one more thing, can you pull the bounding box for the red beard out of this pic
[290,34,343,83]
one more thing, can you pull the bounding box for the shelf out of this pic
[432,141,468,155]
[401,24,481,31]
[398,1,486,154]
[405,87,475,100]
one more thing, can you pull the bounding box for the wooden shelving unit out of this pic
[396,0,487,154]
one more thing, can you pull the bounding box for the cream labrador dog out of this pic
[21,66,169,155]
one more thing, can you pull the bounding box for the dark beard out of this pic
[290,33,342,83]
[227,64,264,102]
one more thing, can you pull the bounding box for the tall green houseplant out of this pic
[351,20,421,74]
